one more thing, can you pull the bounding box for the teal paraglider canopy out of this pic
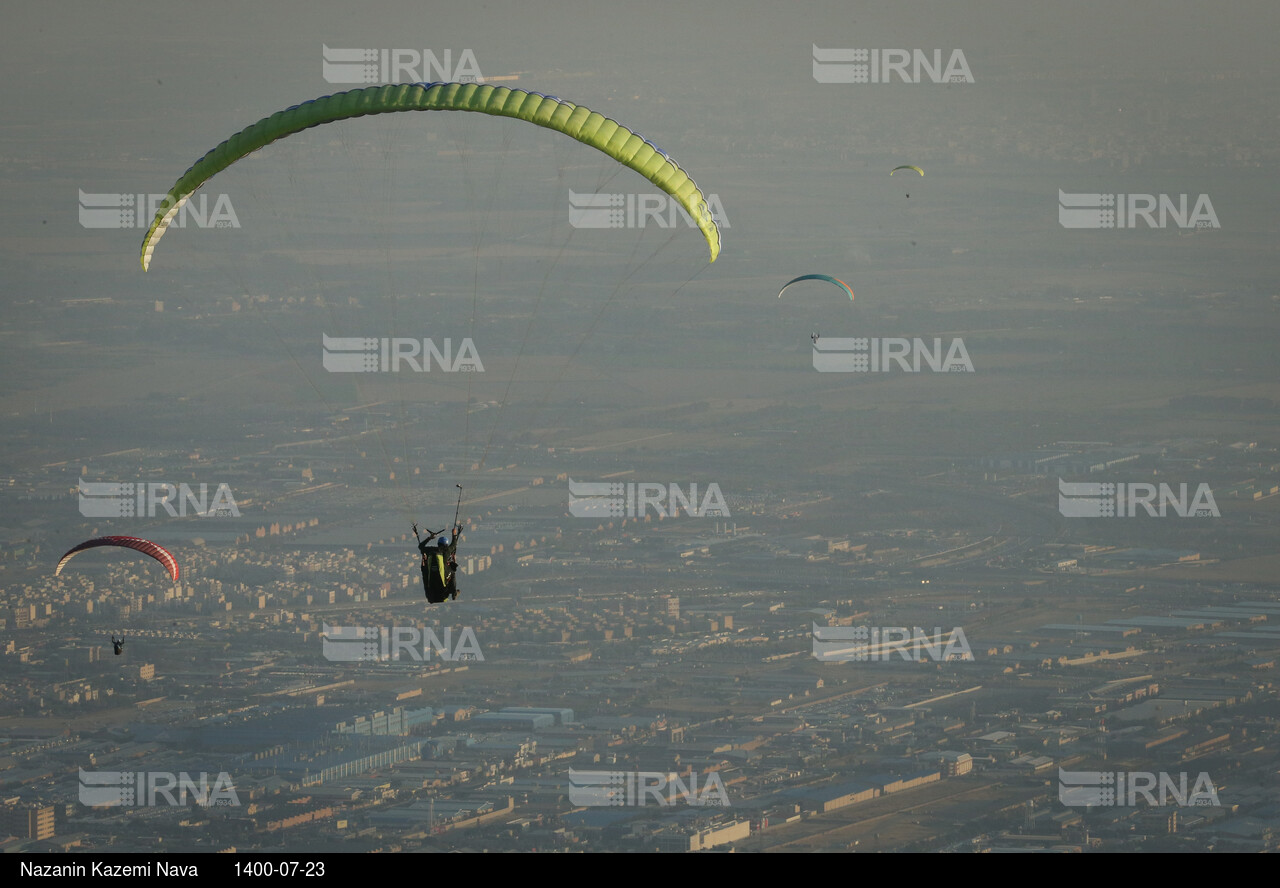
[777,274,854,301]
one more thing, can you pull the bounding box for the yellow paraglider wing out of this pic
[142,82,721,269]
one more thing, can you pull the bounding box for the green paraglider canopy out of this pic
[141,82,721,269]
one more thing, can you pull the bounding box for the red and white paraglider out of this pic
[55,536,180,582]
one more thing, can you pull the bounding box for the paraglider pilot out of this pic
[415,523,462,604]
[111,635,124,656]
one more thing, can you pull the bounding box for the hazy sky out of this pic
[2,0,1278,437]
[5,0,1276,177]
[5,7,1280,856]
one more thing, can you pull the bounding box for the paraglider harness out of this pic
[111,635,124,656]
[414,486,463,604]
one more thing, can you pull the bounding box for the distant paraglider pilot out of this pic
[415,523,462,604]
[111,635,124,656]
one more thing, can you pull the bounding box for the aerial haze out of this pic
[2,0,1279,857]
